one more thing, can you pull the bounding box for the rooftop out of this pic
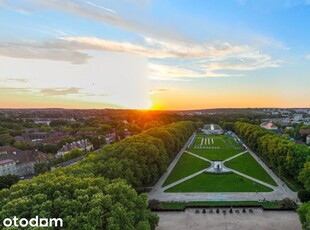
[0,159,15,166]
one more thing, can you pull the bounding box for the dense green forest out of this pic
[0,121,199,229]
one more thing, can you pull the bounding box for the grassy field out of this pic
[224,153,277,186]
[188,133,243,161]
[162,153,211,186]
[165,172,273,193]
[187,148,243,161]
[190,133,228,148]
[161,201,280,209]
[226,137,241,149]
[163,129,276,193]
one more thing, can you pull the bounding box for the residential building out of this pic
[13,136,24,142]
[260,122,278,130]
[56,139,93,158]
[293,114,303,122]
[21,129,68,144]
[300,129,310,135]
[0,146,47,176]
[21,129,51,142]
[33,118,52,126]
[124,129,131,138]
[280,110,291,117]
[0,159,16,176]
[105,133,118,144]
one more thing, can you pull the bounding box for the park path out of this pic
[149,132,197,196]
[246,146,297,198]
[161,168,208,191]
[230,169,276,189]
[185,150,213,163]
[149,132,298,203]
[162,150,276,191]
[222,150,248,163]
[230,133,296,197]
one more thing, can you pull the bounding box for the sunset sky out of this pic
[0,0,309,110]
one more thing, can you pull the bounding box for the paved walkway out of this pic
[222,150,247,163]
[149,132,197,195]
[185,150,213,163]
[156,210,302,230]
[148,132,298,203]
[185,149,275,189]
[229,132,297,199]
[162,169,207,191]
[230,169,276,189]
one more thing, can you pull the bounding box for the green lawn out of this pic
[227,137,242,149]
[165,172,273,192]
[187,148,243,161]
[162,153,211,186]
[191,133,228,148]
[212,138,227,148]
[224,153,277,186]
[161,201,280,209]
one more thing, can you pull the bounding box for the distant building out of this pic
[56,139,93,158]
[300,129,310,135]
[68,118,76,122]
[293,114,303,122]
[122,120,129,124]
[0,159,16,176]
[307,135,310,145]
[280,110,291,117]
[260,122,278,130]
[0,146,47,176]
[124,129,131,138]
[202,124,224,135]
[13,136,24,142]
[33,118,52,126]
[21,129,51,142]
[105,133,118,144]
[295,109,309,113]
[21,129,67,144]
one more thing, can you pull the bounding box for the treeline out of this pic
[80,121,200,189]
[234,122,309,181]
[233,122,310,229]
[0,121,198,229]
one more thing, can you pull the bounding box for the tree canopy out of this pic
[0,121,198,229]
[233,122,310,229]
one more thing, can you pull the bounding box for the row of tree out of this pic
[233,122,310,229]
[80,121,200,189]
[0,121,198,229]
[234,122,309,181]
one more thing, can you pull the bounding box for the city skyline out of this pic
[0,0,309,110]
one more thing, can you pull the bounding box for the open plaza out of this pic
[156,209,301,230]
